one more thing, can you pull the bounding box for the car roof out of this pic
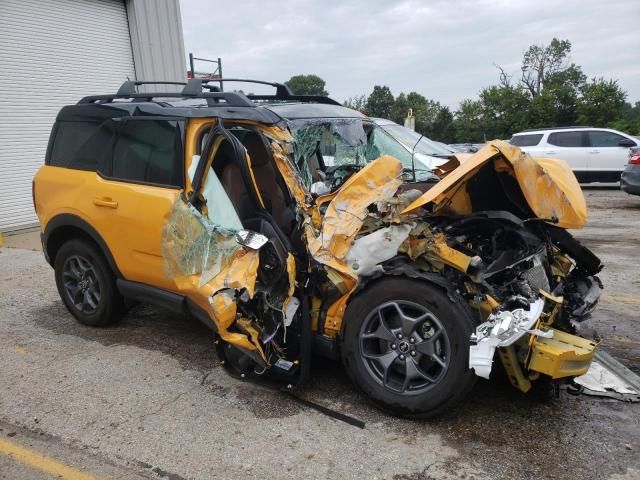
[514,126,592,134]
[371,117,396,126]
[512,127,622,136]
[61,78,357,125]
[265,102,366,120]
[57,100,284,124]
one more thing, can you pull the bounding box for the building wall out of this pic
[126,0,187,91]
[0,0,186,232]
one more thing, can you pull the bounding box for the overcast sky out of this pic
[180,0,640,108]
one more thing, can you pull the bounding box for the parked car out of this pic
[621,147,640,196]
[510,127,639,182]
[449,143,485,153]
[34,79,601,417]
[371,118,454,169]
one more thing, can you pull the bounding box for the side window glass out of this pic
[510,134,543,147]
[588,131,626,147]
[547,131,583,147]
[50,121,116,170]
[111,119,183,187]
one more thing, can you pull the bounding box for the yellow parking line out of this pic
[602,293,640,305]
[0,436,99,480]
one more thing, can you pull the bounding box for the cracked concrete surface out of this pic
[0,188,638,480]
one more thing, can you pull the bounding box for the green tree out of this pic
[343,94,367,113]
[520,38,573,97]
[284,74,329,96]
[453,99,485,142]
[479,85,530,139]
[389,91,452,140]
[366,85,395,118]
[432,106,455,143]
[610,101,640,135]
[391,92,409,124]
[576,78,626,126]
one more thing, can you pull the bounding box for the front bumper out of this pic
[621,165,640,196]
[528,329,598,379]
[469,297,599,382]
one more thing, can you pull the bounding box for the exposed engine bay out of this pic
[162,119,603,415]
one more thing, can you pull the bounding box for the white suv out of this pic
[510,127,638,182]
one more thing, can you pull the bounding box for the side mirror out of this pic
[618,139,636,148]
[235,230,268,250]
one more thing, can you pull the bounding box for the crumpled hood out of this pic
[402,140,588,229]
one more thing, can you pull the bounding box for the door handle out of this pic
[545,150,556,155]
[93,197,118,209]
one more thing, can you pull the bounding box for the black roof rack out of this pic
[200,78,342,106]
[78,79,255,107]
[519,126,593,133]
[78,78,342,107]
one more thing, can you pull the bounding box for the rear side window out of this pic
[588,130,629,147]
[110,119,183,188]
[547,131,584,147]
[49,121,116,171]
[509,134,543,147]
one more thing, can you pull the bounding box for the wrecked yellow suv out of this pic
[34,79,602,417]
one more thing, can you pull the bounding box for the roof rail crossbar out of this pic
[208,78,294,97]
[78,91,254,107]
[247,94,341,106]
[202,78,341,105]
[80,78,340,107]
[117,80,188,96]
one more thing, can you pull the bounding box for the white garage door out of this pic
[0,0,136,232]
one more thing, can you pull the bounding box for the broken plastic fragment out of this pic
[345,224,413,277]
[469,298,545,379]
[574,361,639,395]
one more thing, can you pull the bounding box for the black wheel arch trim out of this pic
[43,214,123,278]
[341,258,463,338]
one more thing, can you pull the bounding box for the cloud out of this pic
[180,0,640,108]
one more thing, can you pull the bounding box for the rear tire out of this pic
[54,238,123,326]
[341,277,476,417]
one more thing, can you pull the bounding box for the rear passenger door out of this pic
[586,130,637,181]
[95,117,184,291]
[544,131,588,180]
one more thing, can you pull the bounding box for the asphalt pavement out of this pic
[0,188,638,480]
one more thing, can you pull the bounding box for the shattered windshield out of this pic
[289,118,437,186]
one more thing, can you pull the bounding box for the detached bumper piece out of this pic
[528,330,598,379]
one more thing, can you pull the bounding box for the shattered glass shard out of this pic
[161,198,242,286]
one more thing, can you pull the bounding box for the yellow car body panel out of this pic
[34,166,179,291]
[528,330,598,379]
[402,140,588,229]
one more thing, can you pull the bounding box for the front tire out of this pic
[341,277,476,417]
[54,239,123,326]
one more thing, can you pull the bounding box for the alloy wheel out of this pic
[62,255,101,314]
[359,300,450,394]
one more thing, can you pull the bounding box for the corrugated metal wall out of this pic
[126,0,187,91]
[0,0,136,231]
[0,0,186,232]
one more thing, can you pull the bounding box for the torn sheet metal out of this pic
[469,299,545,378]
[259,125,312,210]
[402,140,587,229]
[574,361,639,395]
[345,224,413,277]
[307,155,403,262]
[305,155,404,335]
